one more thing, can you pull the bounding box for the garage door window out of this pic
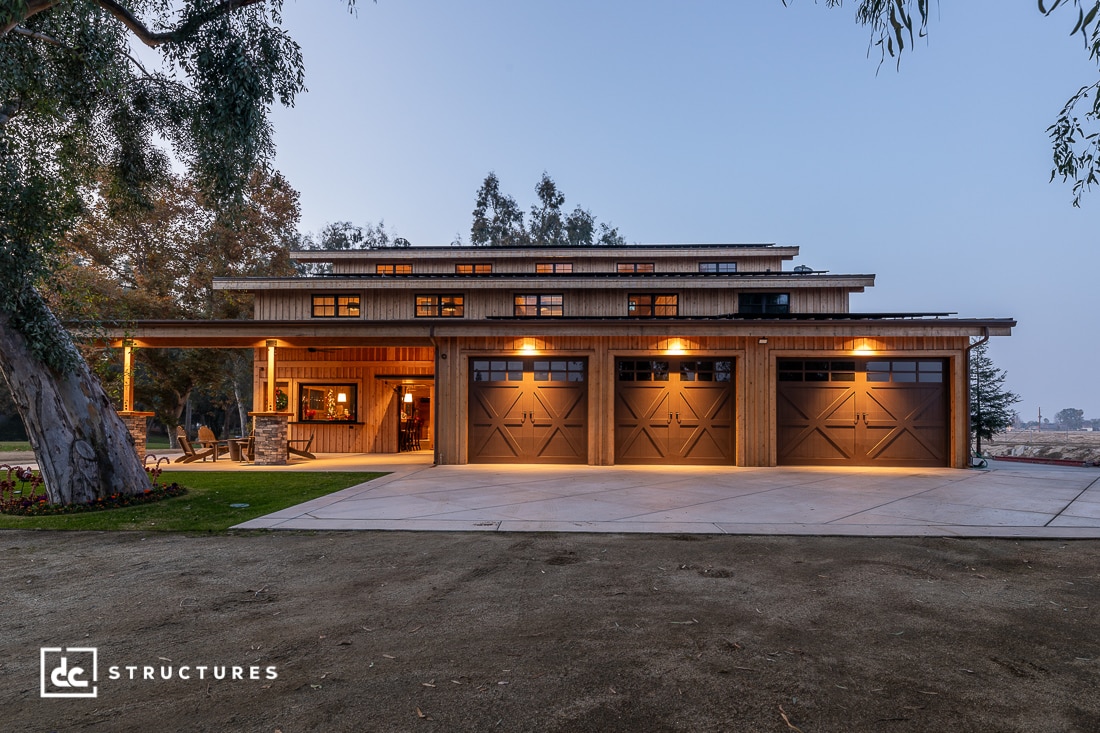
[618,360,670,382]
[867,360,943,383]
[533,360,586,382]
[471,360,524,382]
[777,360,856,382]
[679,360,732,382]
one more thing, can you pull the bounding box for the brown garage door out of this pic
[615,359,735,465]
[776,359,948,467]
[468,358,587,464]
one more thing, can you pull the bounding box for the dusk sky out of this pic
[267,1,1099,420]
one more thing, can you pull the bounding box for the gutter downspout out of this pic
[965,327,991,466]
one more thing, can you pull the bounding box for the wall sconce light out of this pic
[758,337,768,345]
[337,392,347,403]
[667,338,684,355]
[520,338,537,355]
[404,392,414,403]
[853,338,875,355]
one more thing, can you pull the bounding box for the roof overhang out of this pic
[82,317,1016,349]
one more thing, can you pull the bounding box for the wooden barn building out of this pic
[110,244,1014,468]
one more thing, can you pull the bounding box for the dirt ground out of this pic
[2,531,1099,733]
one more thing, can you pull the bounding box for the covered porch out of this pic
[102,321,438,466]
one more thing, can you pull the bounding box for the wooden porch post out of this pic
[122,340,134,413]
[266,339,277,411]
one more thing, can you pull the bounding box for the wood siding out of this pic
[254,285,855,321]
[429,334,969,468]
[330,253,792,275]
[253,347,434,454]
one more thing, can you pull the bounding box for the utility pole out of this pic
[1038,407,1041,433]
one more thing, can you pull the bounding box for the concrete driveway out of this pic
[224,456,1100,538]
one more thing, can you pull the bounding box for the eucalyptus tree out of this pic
[0,1,315,504]
[471,171,627,247]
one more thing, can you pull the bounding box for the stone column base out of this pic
[249,412,289,466]
[118,411,155,461]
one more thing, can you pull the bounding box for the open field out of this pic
[985,430,1100,464]
[3,531,1099,732]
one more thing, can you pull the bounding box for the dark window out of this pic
[679,360,733,382]
[739,293,790,314]
[700,262,737,273]
[628,293,678,318]
[472,360,524,383]
[533,360,586,382]
[514,294,563,317]
[415,294,464,317]
[455,263,492,274]
[777,360,857,382]
[617,262,655,273]
[867,359,943,383]
[617,360,670,382]
[376,263,412,275]
[311,295,360,318]
[535,263,572,274]
[298,383,358,422]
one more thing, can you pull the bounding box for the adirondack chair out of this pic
[287,432,316,460]
[197,426,229,459]
[174,426,216,463]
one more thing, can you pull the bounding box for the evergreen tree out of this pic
[969,342,1021,455]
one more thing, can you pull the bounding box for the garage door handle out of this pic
[675,411,681,424]
[667,412,673,425]
[862,412,868,423]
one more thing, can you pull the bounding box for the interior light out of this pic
[404,392,414,403]
[337,392,347,403]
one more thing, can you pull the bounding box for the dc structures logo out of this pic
[40,647,98,698]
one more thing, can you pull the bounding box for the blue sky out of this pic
[268,1,1099,420]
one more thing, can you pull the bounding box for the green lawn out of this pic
[0,471,383,531]
[0,442,31,452]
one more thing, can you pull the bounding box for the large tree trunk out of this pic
[0,309,151,504]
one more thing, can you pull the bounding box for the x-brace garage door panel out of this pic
[615,359,735,465]
[776,359,948,467]
[468,359,587,464]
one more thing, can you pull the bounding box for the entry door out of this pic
[468,359,587,463]
[615,359,735,465]
[776,359,948,467]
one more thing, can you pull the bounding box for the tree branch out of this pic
[12,24,62,46]
[90,0,265,48]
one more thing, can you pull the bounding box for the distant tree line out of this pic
[471,172,626,247]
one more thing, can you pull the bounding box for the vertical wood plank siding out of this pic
[253,347,434,454]
[251,334,968,466]
[254,285,855,321]
[432,334,968,467]
[327,255,789,275]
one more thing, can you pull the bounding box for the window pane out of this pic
[919,361,943,372]
[299,384,358,422]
